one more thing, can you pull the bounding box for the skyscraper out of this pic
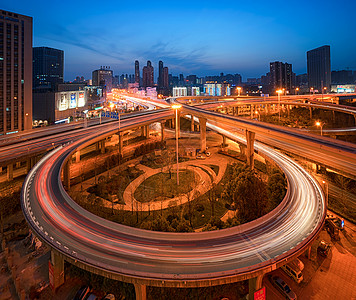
[269,61,293,92]
[158,60,164,89]
[142,61,154,88]
[307,45,331,92]
[135,60,140,85]
[33,47,64,90]
[92,66,113,92]
[0,9,33,134]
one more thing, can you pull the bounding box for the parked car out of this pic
[73,286,90,300]
[317,240,331,257]
[281,259,304,283]
[269,275,297,300]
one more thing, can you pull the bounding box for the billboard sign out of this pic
[70,93,77,108]
[78,92,85,107]
[254,287,266,300]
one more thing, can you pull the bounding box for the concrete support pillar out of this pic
[305,245,312,259]
[222,135,227,148]
[63,160,70,189]
[199,117,207,152]
[118,133,123,156]
[161,121,165,142]
[309,107,312,119]
[50,250,65,291]
[134,283,147,300]
[287,105,291,117]
[7,164,13,181]
[239,143,246,155]
[246,130,255,169]
[249,275,263,300]
[190,115,194,132]
[145,125,149,138]
[75,150,80,163]
[100,140,105,154]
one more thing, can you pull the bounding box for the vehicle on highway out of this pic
[281,259,303,283]
[269,275,297,300]
[196,154,206,159]
[317,240,331,257]
[73,286,90,300]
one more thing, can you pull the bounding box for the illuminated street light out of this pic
[296,87,299,95]
[237,87,242,97]
[171,104,182,185]
[255,110,260,121]
[322,86,327,102]
[315,121,325,136]
[322,180,328,206]
[276,89,283,122]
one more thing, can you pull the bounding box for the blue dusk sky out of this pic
[3,0,356,81]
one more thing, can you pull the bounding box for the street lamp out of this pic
[315,121,325,136]
[276,89,283,122]
[237,87,242,97]
[254,110,260,121]
[296,87,299,95]
[322,180,328,207]
[171,104,182,185]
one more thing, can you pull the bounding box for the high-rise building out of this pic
[142,60,154,88]
[0,9,33,134]
[307,45,331,92]
[269,61,294,93]
[158,60,164,89]
[33,47,64,90]
[92,66,113,92]
[135,60,140,85]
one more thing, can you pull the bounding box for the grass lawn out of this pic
[134,169,197,202]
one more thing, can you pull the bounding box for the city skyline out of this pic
[2,0,356,81]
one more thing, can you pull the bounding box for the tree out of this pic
[267,170,287,210]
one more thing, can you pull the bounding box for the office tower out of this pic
[142,60,154,88]
[92,66,113,92]
[307,45,331,92]
[163,67,169,89]
[33,47,64,90]
[0,9,33,134]
[269,61,293,92]
[135,60,140,85]
[158,60,164,89]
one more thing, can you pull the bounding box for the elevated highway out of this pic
[21,109,327,299]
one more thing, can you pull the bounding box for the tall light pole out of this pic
[172,104,182,185]
[237,87,242,97]
[276,89,283,122]
[296,87,299,95]
[316,121,325,136]
[322,180,328,207]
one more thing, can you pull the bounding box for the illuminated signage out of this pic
[59,94,68,111]
[70,93,77,108]
[78,92,85,107]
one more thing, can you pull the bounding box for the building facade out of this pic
[135,60,140,85]
[0,9,33,134]
[92,67,113,92]
[33,47,64,90]
[142,61,154,88]
[307,45,331,92]
[269,61,293,93]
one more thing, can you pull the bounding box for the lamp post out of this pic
[315,121,325,136]
[276,89,283,122]
[171,104,182,185]
[237,87,242,97]
[296,87,299,95]
[322,180,328,207]
[255,110,260,121]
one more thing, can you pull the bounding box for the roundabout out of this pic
[21,113,326,299]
